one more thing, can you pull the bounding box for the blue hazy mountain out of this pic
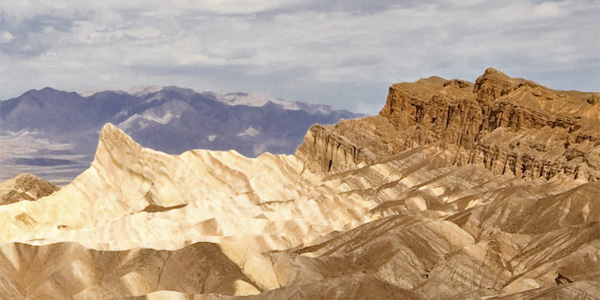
[0,86,363,184]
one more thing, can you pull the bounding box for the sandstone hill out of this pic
[0,69,598,299]
[0,173,59,205]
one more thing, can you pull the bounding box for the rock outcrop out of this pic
[0,173,59,205]
[0,242,263,299]
[297,68,600,181]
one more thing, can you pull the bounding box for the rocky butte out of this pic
[298,68,600,181]
[0,68,598,299]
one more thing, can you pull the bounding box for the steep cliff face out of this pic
[297,68,600,181]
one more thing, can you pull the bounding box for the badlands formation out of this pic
[0,68,598,299]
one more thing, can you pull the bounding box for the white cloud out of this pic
[533,1,563,18]
[0,32,14,43]
[238,127,260,137]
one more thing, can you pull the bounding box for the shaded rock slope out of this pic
[0,69,598,299]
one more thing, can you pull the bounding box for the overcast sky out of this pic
[1,0,598,114]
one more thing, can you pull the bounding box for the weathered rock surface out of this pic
[297,68,600,181]
[0,173,59,205]
[0,242,262,299]
[0,69,598,299]
[0,124,375,254]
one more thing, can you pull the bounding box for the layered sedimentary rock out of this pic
[0,242,263,299]
[297,68,600,181]
[0,173,59,205]
[0,69,598,299]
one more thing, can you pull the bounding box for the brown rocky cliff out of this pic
[297,68,600,181]
[295,116,399,173]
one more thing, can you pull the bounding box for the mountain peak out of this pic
[123,85,164,97]
[93,123,144,171]
[473,68,517,102]
[482,67,506,77]
[98,123,139,151]
[0,173,59,205]
[20,87,77,98]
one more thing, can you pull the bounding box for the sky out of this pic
[0,0,598,114]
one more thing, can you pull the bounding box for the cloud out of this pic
[0,32,14,43]
[0,0,598,114]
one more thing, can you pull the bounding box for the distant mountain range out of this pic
[0,86,363,184]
